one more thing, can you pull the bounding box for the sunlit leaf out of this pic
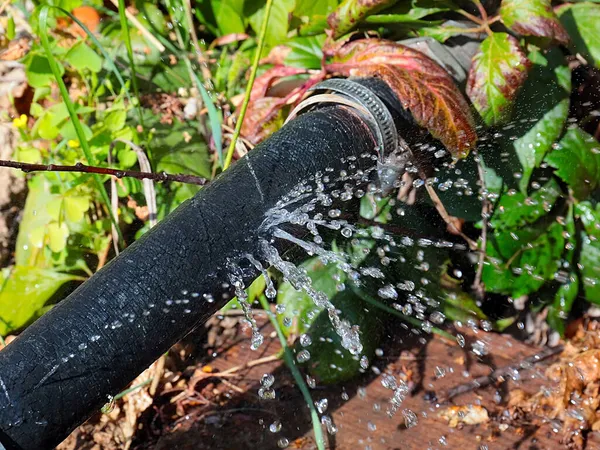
[326,38,476,157]
[546,127,600,200]
[490,178,560,230]
[0,266,81,336]
[63,196,90,223]
[514,99,569,193]
[48,222,70,253]
[212,0,246,35]
[558,2,600,68]
[15,175,55,267]
[284,35,326,70]
[483,222,565,297]
[466,32,531,126]
[327,0,396,38]
[500,0,569,44]
[25,53,64,88]
[249,0,295,52]
[64,41,103,73]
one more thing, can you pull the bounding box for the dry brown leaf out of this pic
[437,404,490,427]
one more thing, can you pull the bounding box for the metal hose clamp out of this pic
[285,78,398,162]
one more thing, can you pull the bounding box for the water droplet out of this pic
[269,420,282,433]
[315,398,328,414]
[296,349,311,363]
[377,285,398,300]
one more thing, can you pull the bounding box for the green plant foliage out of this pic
[0,266,82,336]
[546,127,600,200]
[466,32,531,125]
[558,2,600,68]
[276,257,344,337]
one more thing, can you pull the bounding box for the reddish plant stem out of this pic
[0,159,208,185]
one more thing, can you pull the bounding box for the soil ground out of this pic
[58,312,600,450]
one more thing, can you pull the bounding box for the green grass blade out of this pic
[117,0,149,161]
[258,296,326,450]
[189,69,223,167]
[164,0,223,167]
[39,6,124,248]
[223,0,274,170]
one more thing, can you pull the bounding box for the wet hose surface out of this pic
[0,105,383,450]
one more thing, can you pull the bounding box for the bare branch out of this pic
[0,159,208,186]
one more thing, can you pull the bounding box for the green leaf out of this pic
[63,196,90,223]
[103,109,127,132]
[276,257,344,337]
[249,0,294,51]
[548,273,579,335]
[483,222,565,297]
[6,16,15,41]
[25,53,65,89]
[328,0,397,39]
[576,201,600,240]
[296,289,383,384]
[500,0,569,44]
[490,178,560,230]
[294,0,338,19]
[0,266,81,336]
[15,175,56,267]
[443,290,486,323]
[284,35,326,70]
[546,127,600,200]
[514,98,569,193]
[480,48,571,193]
[65,41,103,73]
[47,222,70,253]
[558,2,600,68]
[466,32,531,126]
[212,0,246,35]
[580,235,600,304]
[575,202,600,304]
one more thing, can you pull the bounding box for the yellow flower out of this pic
[67,139,80,148]
[12,114,27,129]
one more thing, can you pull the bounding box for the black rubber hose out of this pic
[0,105,379,450]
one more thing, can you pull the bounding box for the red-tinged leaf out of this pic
[242,73,323,144]
[466,32,532,126]
[249,66,308,101]
[325,38,477,157]
[241,96,288,144]
[500,0,569,44]
[328,0,397,39]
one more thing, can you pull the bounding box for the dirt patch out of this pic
[0,61,28,266]
[60,313,600,450]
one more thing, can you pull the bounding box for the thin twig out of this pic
[219,354,280,376]
[424,182,478,251]
[0,159,208,185]
[223,0,274,169]
[441,345,563,402]
[456,8,484,25]
[472,0,489,22]
[472,158,490,300]
[108,0,165,52]
[471,0,493,34]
